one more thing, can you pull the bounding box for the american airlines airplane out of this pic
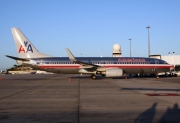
[6,28,174,79]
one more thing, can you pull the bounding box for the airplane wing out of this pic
[66,48,100,69]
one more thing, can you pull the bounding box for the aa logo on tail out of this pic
[19,41,33,53]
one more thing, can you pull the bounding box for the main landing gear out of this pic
[91,74,97,80]
[156,75,159,79]
[155,74,159,79]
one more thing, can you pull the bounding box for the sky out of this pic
[0,0,180,70]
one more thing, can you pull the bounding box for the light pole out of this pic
[172,52,175,71]
[129,38,132,57]
[146,26,151,57]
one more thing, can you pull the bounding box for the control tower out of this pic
[112,44,122,57]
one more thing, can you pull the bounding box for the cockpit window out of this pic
[164,61,168,64]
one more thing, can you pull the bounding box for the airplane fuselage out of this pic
[26,57,173,75]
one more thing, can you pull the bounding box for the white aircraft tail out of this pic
[12,28,50,58]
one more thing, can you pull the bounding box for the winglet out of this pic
[66,48,77,62]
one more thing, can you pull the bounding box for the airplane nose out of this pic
[170,65,175,71]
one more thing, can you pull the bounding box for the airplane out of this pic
[6,28,174,79]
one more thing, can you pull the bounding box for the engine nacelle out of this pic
[105,68,123,77]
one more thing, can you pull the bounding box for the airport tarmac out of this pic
[0,74,180,123]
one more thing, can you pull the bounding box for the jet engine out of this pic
[105,68,123,77]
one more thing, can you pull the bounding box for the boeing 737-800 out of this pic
[6,28,174,79]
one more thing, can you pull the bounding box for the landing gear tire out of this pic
[156,74,159,79]
[174,74,177,77]
[91,74,97,80]
[156,76,159,79]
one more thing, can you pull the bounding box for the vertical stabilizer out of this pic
[12,28,50,58]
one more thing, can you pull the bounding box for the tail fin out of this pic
[12,28,50,58]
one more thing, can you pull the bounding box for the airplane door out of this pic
[155,60,159,68]
[152,60,159,72]
[40,59,44,65]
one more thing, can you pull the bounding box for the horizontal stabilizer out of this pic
[6,55,30,61]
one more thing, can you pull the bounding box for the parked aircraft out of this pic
[6,28,174,79]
